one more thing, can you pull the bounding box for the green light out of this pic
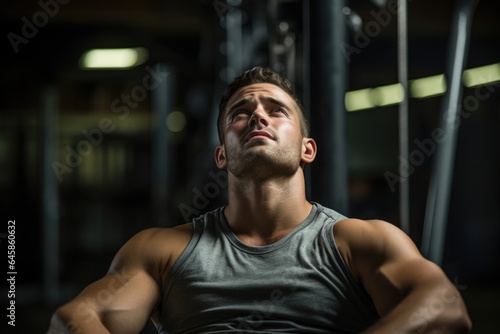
[345,88,374,112]
[410,74,447,99]
[80,47,149,69]
[463,63,500,87]
[166,111,186,133]
[371,83,404,107]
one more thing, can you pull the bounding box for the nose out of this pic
[248,107,269,128]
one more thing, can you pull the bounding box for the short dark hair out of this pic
[217,66,309,144]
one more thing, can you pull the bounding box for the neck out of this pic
[223,169,312,246]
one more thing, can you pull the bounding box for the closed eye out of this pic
[229,109,251,121]
[269,107,289,117]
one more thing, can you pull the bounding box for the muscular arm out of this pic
[47,225,192,334]
[334,219,471,334]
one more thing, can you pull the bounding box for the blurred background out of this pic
[1,0,499,332]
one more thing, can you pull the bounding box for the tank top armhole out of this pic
[162,219,204,296]
[323,218,373,299]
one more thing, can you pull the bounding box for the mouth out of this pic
[244,130,275,142]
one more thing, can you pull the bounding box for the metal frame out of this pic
[421,0,479,265]
[310,0,349,214]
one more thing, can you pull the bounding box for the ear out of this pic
[214,145,227,169]
[301,137,317,164]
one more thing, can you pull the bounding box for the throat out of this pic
[223,201,314,247]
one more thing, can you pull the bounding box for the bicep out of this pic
[365,256,448,316]
[349,220,448,316]
[56,229,167,333]
[59,267,161,334]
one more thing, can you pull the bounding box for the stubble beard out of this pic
[225,138,303,180]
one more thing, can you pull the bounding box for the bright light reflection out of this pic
[80,47,148,69]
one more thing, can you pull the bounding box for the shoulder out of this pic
[332,218,422,279]
[126,224,194,247]
[333,218,414,250]
[110,224,194,281]
[115,224,194,256]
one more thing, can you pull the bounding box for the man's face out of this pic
[215,83,312,179]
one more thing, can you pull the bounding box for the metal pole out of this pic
[310,0,349,214]
[42,85,59,303]
[421,0,479,265]
[152,64,173,226]
[268,0,279,72]
[302,0,312,199]
[226,2,243,81]
[398,0,410,235]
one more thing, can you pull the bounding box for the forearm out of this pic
[363,280,471,334]
[47,304,110,334]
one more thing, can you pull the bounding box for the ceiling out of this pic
[1,0,499,111]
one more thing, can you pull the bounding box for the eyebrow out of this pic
[261,96,292,112]
[227,97,255,114]
[227,96,292,115]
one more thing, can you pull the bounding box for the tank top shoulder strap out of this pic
[163,208,220,293]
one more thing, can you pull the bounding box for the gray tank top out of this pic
[158,203,379,333]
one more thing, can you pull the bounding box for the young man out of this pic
[48,67,471,333]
